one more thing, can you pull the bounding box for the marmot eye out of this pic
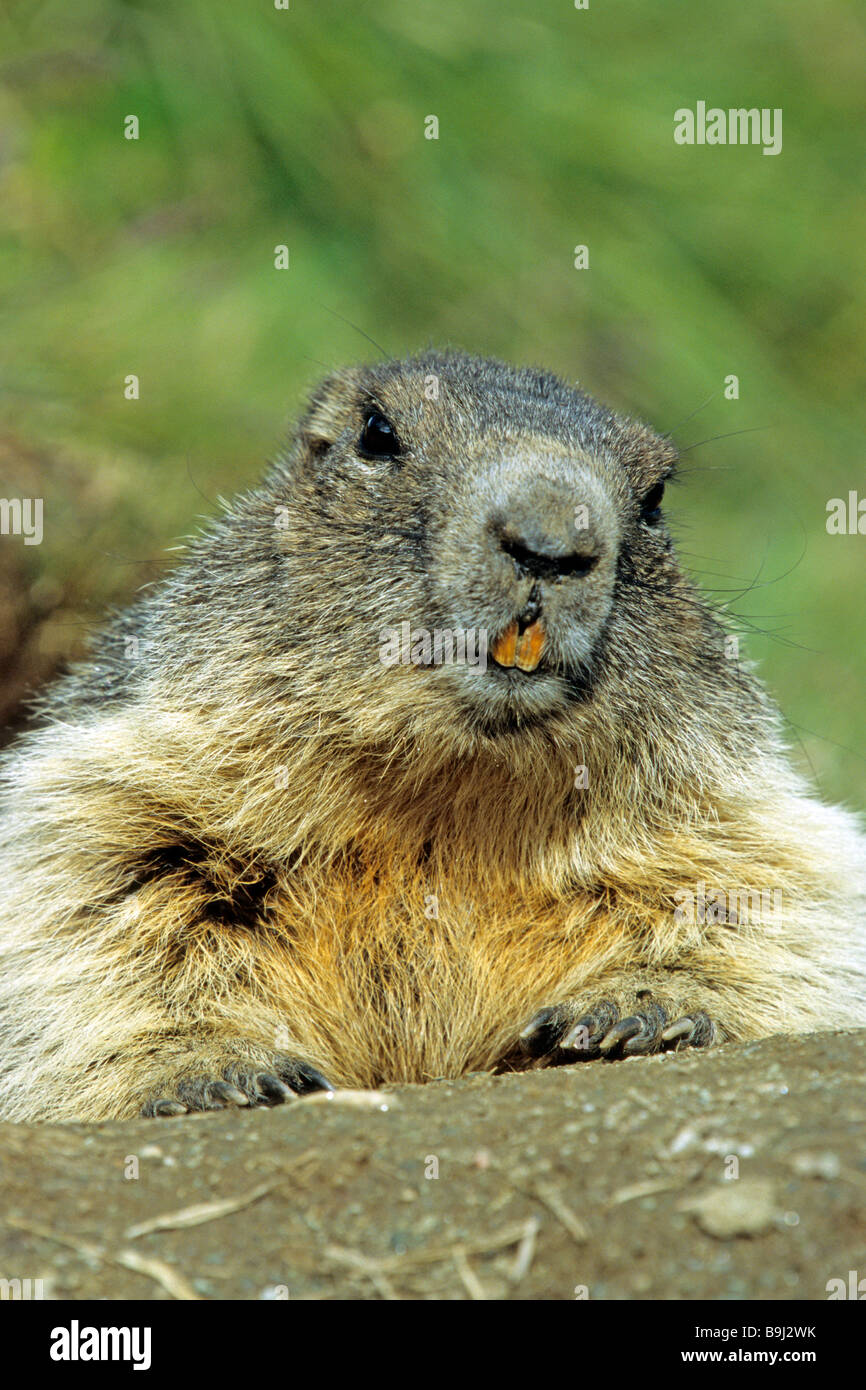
[641,481,665,523]
[359,411,400,459]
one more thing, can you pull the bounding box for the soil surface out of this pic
[1,1031,865,1301]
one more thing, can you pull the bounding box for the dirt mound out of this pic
[1,1031,864,1300]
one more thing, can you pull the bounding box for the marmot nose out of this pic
[486,471,619,584]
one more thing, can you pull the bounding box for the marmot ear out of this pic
[296,367,367,455]
[619,419,679,491]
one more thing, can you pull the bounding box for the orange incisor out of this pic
[490,619,546,672]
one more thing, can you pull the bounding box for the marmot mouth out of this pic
[489,617,546,673]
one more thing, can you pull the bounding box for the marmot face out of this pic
[273,350,706,749]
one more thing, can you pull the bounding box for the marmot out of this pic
[0,350,864,1123]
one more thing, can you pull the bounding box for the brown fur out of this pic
[0,350,864,1122]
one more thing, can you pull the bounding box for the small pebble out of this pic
[680,1178,777,1238]
[790,1151,840,1180]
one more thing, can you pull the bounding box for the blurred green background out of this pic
[0,0,864,804]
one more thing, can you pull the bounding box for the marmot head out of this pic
[44,349,773,864]
[264,349,732,757]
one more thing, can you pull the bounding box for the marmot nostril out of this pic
[500,532,600,581]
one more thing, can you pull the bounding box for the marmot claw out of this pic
[142,1056,335,1117]
[518,998,714,1063]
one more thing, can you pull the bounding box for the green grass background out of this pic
[1,0,864,804]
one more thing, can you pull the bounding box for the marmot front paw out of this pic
[516,996,715,1064]
[142,1055,335,1117]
